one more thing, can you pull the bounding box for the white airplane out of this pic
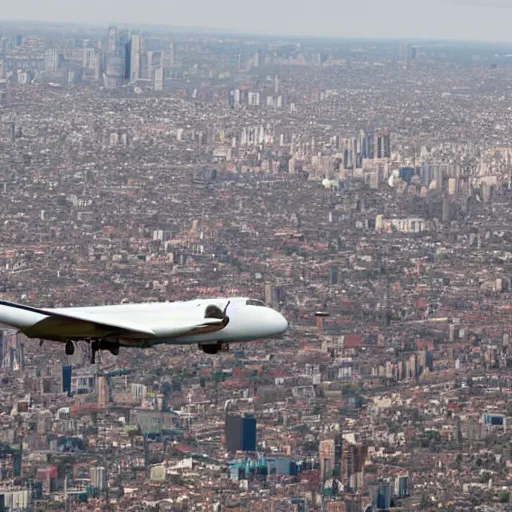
[0,297,288,364]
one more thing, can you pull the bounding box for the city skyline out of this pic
[2,15,512,511]
[4,0,512,43]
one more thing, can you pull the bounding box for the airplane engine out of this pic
[204,303,230,327]
[205,305,225,319]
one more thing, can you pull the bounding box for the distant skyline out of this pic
[3,0,512,43]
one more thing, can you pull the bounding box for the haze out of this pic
[3,0,512,42]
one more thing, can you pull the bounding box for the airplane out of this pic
[0,297,288,364]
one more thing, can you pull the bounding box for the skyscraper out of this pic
[225,415,257,452]
[375,130,391,159]
[329,267,338,286]
[62,365,72,394]
[97,375,109,406]
[342,435,367,490]
[107,26,118,57]
[154,67,164,91]
[44,50,60,73]
[95,42,103,82]
[399,42,416,67]
[319,439,335,480]
[147,51,154,81]
[130,34,142,81]
[264,283,284,309]
[0,37,8,54]
[341,137,357,169]
[90,466,107,491]
[105,26,125,88]
[121,34,131,80]
[372,481,393,510]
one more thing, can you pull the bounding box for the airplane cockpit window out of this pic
[246,299,265,307]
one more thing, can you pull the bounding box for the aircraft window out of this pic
[246,299,265,307]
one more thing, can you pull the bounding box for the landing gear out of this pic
[200,342,229,355]
[201,344,219,355]
[89,340,120,364]
[65,341,75,356]
[90,340,99,364]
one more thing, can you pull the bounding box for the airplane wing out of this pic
[0,300,227,342]
[0,300,156,339]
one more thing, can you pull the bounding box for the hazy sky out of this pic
[3,0,512,42]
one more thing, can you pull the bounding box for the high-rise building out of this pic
[83,48,96,69]
[334,433,343,477]
[264,283,284,309]
[95,43,103,82]
[154,67,164,91]
[375,130,391,159]
[62,365,72,394]
[105,26,126,88]
[105,55,124,88]
[44,50,60,73]
[363,131,374,160]
[394,475,409,498]
[417,349,434,373]
[225,415,257,452]
[0,37,8,54]
[372,481,393,510]
[97,375,109,406]
[319,439,335,480]
[329,267,338,286]
[0,330,25,370]
[248,92,260,106]
[341,137,357,169]
[131,383,147,403]
[147,51,154,81]
[442,194,451,223]
[90,466,107,491]
[130,34,142,81]
[399,42,416,67]
[342,435,367,491]
[122,38,131,80]
[107,26,118,57]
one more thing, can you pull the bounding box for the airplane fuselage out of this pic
[0,297,288,362]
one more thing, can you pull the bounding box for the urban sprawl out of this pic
[0,20,511,512]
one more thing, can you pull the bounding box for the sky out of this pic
[3,0,512,43]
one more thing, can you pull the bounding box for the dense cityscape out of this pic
[2,16,512,512]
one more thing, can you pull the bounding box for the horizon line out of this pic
[2,17,512,46]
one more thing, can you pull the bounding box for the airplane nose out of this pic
[272,310,288,335]
[279,313,288,333]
